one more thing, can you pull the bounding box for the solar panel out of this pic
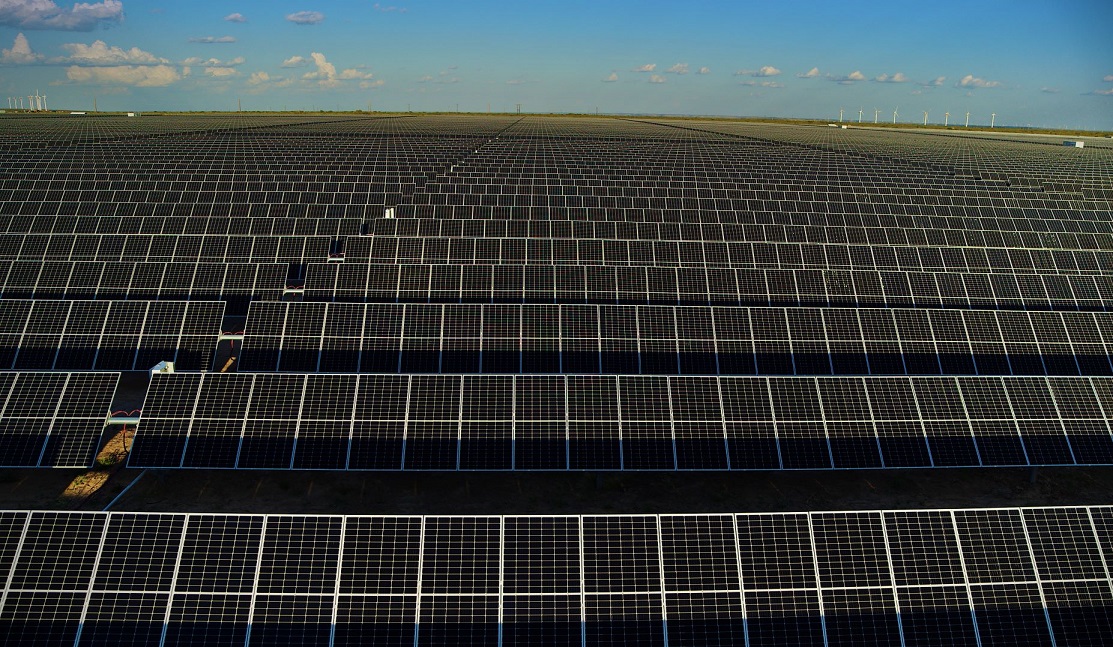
[129,373,1113,470]
[0,300,222,371]
[238,301,1113,376]
[0,372,119,467]
[0,508,1107,644]
[302,263,1113,312]
[342,235,1107,274]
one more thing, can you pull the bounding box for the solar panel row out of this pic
[303,263,1113,312]
[0,261,286,316]
[370,215,1113,248]
[0,507,1109,646]
[0,372,118,467]
[1,215,361,237]
[0,234,331,264]
[0,300,222,371]
[129,373,1113,470]
[346,235,1112,273]
[237,302,1113,377]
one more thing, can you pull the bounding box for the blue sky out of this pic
[1,0,1111,129]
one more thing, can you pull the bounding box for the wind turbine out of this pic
[944,112,949,127]
[839,107,844,122]
[41,94,46,111]
[923,110,928,126]
[990,112,996,128]
[873,108,880,124]
[858,107,863,123]
[965,111,970,127]
[893,107,898,124]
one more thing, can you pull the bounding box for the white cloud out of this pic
[189,36,236,44]
[830,70,865,84]
[1,32,41,64]
[919,76,946,87]
[1103,74,1113,82]
[224,13,246,22]
[58,40,167,65]
[666,63,688,74]
[957,74,1001,88]
[797,67,819,78]
[874,72,908,83]
[602,71,618,82]
[1040,87,1059,94]
[338,68,373,80]
[359,79,384,89]
[372,3,407,12]
[286,11,324,25]
[734,66,781,77]
[204,66,237,77]
[182,56,243,67]
[634,63,655,72]
[417,74,432,82]
[65,64,180,86]
[302,51,336,82]
[0,0,123,31]
[1092,88,1113,96]
[282,55,307,68]
[648,74,665,83]
[740,80,783,88]
[246,70,294,92]
[505,78,524,85]
[697,66,710,75]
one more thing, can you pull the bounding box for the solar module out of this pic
[303,263,1113,312]
[0,234,331,264]
[341,235,1111,273]
[128,373,1113,470]
[0,508,1108,645]
[237,301,1113,376]
[0,300,223,371]
[0,261,286,316]
[0,372,119,467]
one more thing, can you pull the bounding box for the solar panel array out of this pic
[129,372,1113,470]
[237,302,1113,376]
[0,507,1110,645]
[4,114,1112,640]
[0,372,119,467]
[0,301,222,371]
[303,263,1113,311]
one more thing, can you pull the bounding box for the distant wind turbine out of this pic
[944,112,949,127]
[893,107,898,124]
[839,107,843,122]
[990,112,996,128]
[858,107,863,123]
[923,110,928,126]
[873,108,880,124]
[965,111,970,127]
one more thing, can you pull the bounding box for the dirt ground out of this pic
[3,465,1111,515]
